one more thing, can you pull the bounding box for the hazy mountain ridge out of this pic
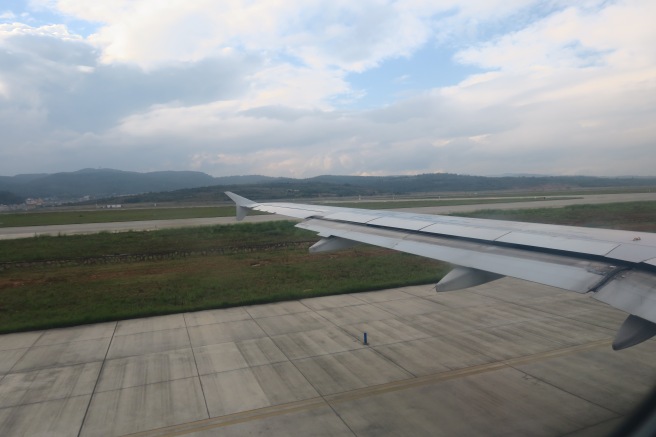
[1,169,656,205]
[85,173,656,205]
[0,169,275,201]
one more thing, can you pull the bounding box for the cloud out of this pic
[0,23,260,126]
[43,0,433,71]
[455,2,656,72]
[0,1,654,178]
[0,11,16,21]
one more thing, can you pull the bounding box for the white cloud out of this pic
[0,11,16,20]
[0,22,81,40]
[455,2,656,73]
[44,0,430,71]
[0,1,654,178]
[27,1,562,111]
[245,64,351,109]
[38,0,559,72]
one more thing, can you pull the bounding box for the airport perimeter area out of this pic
[1,277,655,436]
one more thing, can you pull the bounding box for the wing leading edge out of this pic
[225,192,656,350]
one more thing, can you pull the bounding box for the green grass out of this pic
[0,247,445,332]
[0,220,446,332]
[0,221,313,263]
[0,206,249,227]
[454,201,656,232]
[322,196,577,210]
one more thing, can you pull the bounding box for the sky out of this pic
[0,1,654,178]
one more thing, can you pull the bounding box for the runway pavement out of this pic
[1,278,655,436]
[1,192,655,240]
[0,215,289,240]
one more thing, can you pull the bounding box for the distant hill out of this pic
[0,169,273,202]
[300,173,656,195]
[1,168,655,205]
[0,191,25,205]
[213,175,278,185]
[0,169,215,200]
[87,172,656,206]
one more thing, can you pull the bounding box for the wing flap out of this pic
[595,269,656,322]
[253,203,328,219]
[324,211,380,223]
[496,232,619,256]
[605,244,656,263]
[368,216,438,231]
[298,218,615,293]
[421,222,510,240]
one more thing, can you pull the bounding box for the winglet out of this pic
[225,192,258,221]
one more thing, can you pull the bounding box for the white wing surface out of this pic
[226,192,656,350]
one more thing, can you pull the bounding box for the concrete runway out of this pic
[0,215,289,240]
[1,192,655,240]
[1,278,655,436]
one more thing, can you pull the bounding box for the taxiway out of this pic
[1,278,654,436]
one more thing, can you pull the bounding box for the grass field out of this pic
[457,201,656,232]
[0,206,240,227]
[0,247,444,333]
[0,196,576,227]
[322,196,577,210]
[1,201,654,333]
[0,221,446,332]
[0,221,314,263]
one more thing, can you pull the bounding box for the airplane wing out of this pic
[225,192,656,350]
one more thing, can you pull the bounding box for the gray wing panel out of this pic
[253,203,332,219]
[238,195,656,265]
[604,244,656,263]
[298,218,656,326]
[247,197,656,263]
[228,193,656,343]
[496,232,619,256]
[368,216,438,231]
[297,219,615,294]
[227,193,656,329]
[324,211,381,223]
[421,222,510,240]
[594,269,656,323]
